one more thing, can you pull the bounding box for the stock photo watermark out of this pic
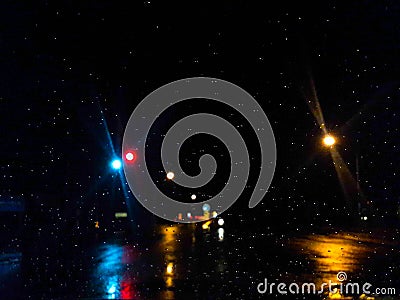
[122,77,276,223]
[257,272,396,297]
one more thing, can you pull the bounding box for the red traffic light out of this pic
[124,151,137,163]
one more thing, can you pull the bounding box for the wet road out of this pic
[1,222,399,299]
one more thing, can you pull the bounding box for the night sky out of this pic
[1,1,400,230]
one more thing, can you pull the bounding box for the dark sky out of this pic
[1,1,399,225]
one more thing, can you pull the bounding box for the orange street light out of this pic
[323,134,336,147]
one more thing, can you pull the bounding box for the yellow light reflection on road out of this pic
[202,220,212,230]
[291,233,376,287]
[159,225,179,290]
[166,262,173,275]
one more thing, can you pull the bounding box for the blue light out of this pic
[108,285,116,294]
[111,159,122,170]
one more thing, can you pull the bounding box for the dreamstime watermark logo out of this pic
[336,271,347,282]
[122,77,276,223]
[257,271,397,296]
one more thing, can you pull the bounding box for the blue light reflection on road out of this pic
[94,244,138,299]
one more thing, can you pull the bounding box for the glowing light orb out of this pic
[202,203,211,212]
[166,172,175,180]
[125,151,135,162]
[218,218,224,226]
[191,194,197,200]
[323,135,336,147]
[111,159,122,170]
